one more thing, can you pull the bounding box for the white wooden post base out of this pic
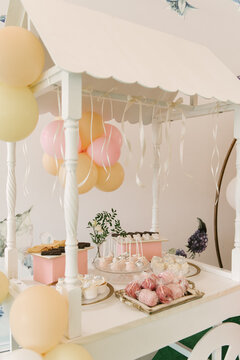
[5,142,18,279]
[61,71,82,338]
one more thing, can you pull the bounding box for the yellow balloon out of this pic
[59,153,98,194]
[42,153,63,176]
[96,162,124,192]
[0,83,39,142]
[10,286,68,354]
[44,343,93,360]
[0,271,9,303]
[0,26,45,87]
[79,112,104,150]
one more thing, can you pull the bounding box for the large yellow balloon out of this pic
[79,112,104,150]
[59,153,98,194]
[96,162,124,192]
[0,271,9,303]
[42,153,63,176]
[0,26,45,87]
[0,83,39,142]
[44,343,93,360]
[10,286,68,354]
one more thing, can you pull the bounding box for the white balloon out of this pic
[226,177,236,209]
[4,349,43,360]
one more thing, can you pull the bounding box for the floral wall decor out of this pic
[166,0,196,16]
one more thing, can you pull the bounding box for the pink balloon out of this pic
[104,124,122,147]
[87,136,121,167]
[40,119,81,159]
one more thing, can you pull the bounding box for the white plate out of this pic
[82,283,114,305]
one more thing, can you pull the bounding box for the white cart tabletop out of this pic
[2,259,240,360]
[71,261,240,360]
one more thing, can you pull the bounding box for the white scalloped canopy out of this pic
[20,0,240,104]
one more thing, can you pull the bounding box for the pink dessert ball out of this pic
[158,271,175,285]
[138,289,158,307]
[125,281,141,299]
[178,278,189,293]
[166,283,184,300]
[156,285,173,304]
[141,277,156,291]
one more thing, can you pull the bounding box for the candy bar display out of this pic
[151,253,189,276]
[27,241,91,255]
[94,232,152,273]
[113,232,164,261]
[125,271,189,306]
[30,241,92,285]
[115,271,204,314]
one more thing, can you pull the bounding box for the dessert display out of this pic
[124,271,189,306]
[30,241,93,285]
[112,232,165,261]
[95,251,150,274]
[77,274,108,301]
[27,241,90,255]
[151,253,189,276]
[115,270,204,314]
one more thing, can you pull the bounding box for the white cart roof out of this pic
[12,0,240,105]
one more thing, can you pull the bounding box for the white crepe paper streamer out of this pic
[179,110,193,179]
[211,104,220,203]
[22,141,30,198]
[136,102,146,188]
[101,99,112,182]
[121,98,133,166]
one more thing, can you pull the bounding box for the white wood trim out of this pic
[30,66,237,122]
[61,71,82,339]
[4,143,18,279]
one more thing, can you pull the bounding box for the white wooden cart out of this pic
[4,0,240,358]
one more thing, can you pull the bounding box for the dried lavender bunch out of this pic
[175,248,187,258]
[186,218,208,259]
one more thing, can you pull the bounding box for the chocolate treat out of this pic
[77,242,91,249]
[41,248,62,256]
[58,246,65,253]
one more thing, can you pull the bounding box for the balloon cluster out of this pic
[7,285,93,360]
[40,112,125,193]
[0,26,44,142]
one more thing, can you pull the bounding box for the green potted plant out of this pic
[87,208,126,260]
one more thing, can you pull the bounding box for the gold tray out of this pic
[115,281,204,315]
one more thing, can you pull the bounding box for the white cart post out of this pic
[4,142,18,279]
[232,106,240,281]
[151,120,161,233]
[61,71,82,338]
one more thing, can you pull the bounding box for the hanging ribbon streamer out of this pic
[136,102,146,187]
[211,103,220,203]
[121,98,133,166]
[22,141,30,198]
[179,110,193,179]
[101,98,111,182]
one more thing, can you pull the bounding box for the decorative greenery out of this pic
[169,218,208,259]
[87,208,126,247]
[0,207,33,257]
